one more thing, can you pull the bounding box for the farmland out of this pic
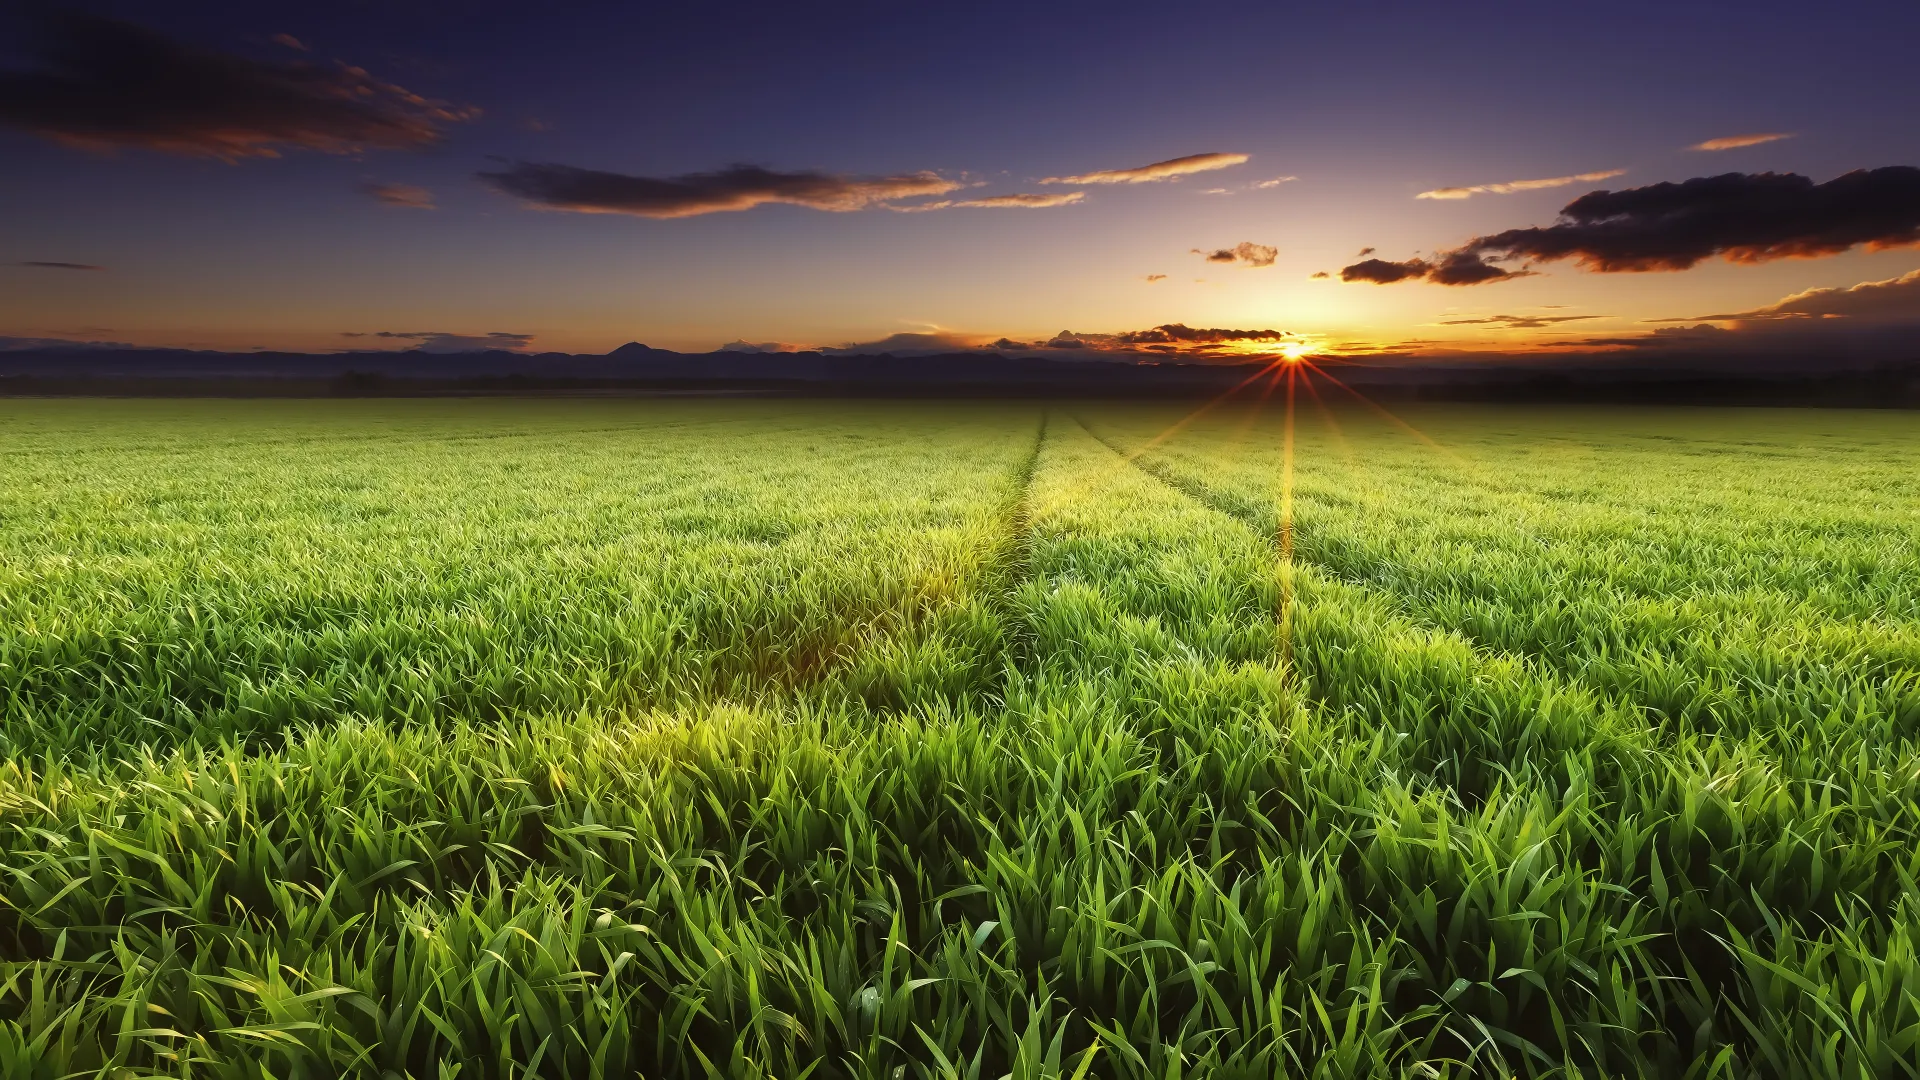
[1,397,1918,1078]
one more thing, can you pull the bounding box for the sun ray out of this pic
[1304,361,1470,468]
[1126,358,1289,459]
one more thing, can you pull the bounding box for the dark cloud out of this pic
[478,161,963,218]
[1045,332,1087,349]
[1340,257,1431,284]
[363,182,434,209]
[1356,247,1375,257]
[0,12,475,160]
[0,335,136,351]
[1440,314,1606,329]
[719,340,806,353]
[1309,271,1330,279]
[15,260,104,271]
[1457,169,1920,272]
[1339,253,1532,285]
[1143,274,1167,283]
[1191,241,1277,268]
[990,338,1030,349]
[1341,168,1920,286]
[367,331,533,353]
[1429,252,1533,285]
[1115,323,1288,345]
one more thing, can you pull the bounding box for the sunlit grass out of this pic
[0,397,1915,1077]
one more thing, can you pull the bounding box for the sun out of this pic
[1277,340,1312,363]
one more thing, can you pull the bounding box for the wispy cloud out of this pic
[1664,268,1920,323]
[479,161,964,218]
[1144,273,1167,283]
[1253,176,1297,189]
[1439,313,1606,329]
[1041,152,1248,185]
[363,182,435,209]
[0,12,475,160]
[14,260,104,271]
[1192,242,1277,268]
[1691,132,1794,151]
[1417,169,1625,200]
[347,330,534,352]
[269,33,308,51]
[896,191,1086,211]
[719,340,807,353]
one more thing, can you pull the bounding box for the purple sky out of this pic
[3,1,1918,360]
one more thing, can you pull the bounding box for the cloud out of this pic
[1115,324,1288,345]
[1439,314,1606,329]
[363,182,434,209]
[1671,268,1920,323]
[1417,169,1625,200]
[1254,176,1297,189]
[1144,274,1167,283]
[364,331,534,353]
[14,260,104,271]
[889,191,1085,212]
[1339,252,1534,285]
[1356,247,1375,257]
[1309,271,1330,279]
[1343,167,1920,285]
[990,338,1030,350]
[1340,258,1427,284]
[0,335,137,351]
[1041,152,1248,185]
[1191,241,1277,268]
[1200,188,1231,195]
[0,12,475,160]
[1459,168,1920,272]
[822,332,979,355]
[719,340,806,353]
[270,33,308,51]
[478,161,963,218]
[1691,133,1794,151]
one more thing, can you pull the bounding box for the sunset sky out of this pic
[3,1,1918,360]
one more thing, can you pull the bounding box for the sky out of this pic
[2,0,1919,362]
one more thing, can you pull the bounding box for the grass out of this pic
[0,396,1916,1078]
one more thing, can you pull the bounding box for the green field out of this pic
[2,398,1918,1078]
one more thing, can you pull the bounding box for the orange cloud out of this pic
[1673,269,1920,323]
[1040,152,1248,185]
[363,182,434,209]
[1417,169,1625,200]
[889,191,1084,212]
[1691,132,1794,151]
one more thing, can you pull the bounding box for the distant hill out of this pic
[2,342,1916,406]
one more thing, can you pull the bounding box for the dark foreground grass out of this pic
[0,398,1916,1078]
